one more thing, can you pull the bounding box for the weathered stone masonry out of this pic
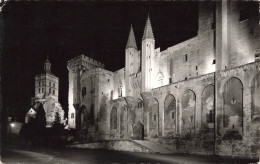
[67,1,260,159]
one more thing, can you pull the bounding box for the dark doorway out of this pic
[133,122,144,140]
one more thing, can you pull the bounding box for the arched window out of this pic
[157,71,164,87]
[137,99,143,108]
[82,87,86,98]
[110,108,117,129]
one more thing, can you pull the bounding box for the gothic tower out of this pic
[125,25,138,96]
[35,56,59,102]
[141,15,155,92]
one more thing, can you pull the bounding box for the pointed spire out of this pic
[44,54,51,73]
[126,24,137,49]
[142,14,154,40]
[46,54,50,62]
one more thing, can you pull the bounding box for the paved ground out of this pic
[1,145,259,164]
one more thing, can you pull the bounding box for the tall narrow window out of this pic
[49,88,51,93]
[39,81,41,86]
[82,87,86,98]
[49,82,51,86]
[185,54,188,62]
[53,90,55,95]
[154,115,156,121]
[38,88,40,93]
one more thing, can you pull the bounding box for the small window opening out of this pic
[185,77,188,80]
[71,113,74,119]
[108,79,110,82]
[49,82,51,86]
[196,66,198,70]
[53,90,55,95]
[169,78,172,83]
[212,59,216,65]
[185,54,188,62]
[232,125,235,129]
[154,115,156,121]
[190,116,193,122]
[38,88,40,93]
[171,112,174,119]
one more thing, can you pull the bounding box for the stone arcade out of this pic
[67,1,260,158]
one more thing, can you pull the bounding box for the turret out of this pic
[125,25,138,96]
[44,56,51,73]
[141,14,155,92]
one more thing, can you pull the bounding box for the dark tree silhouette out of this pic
[52,112,63,130]
[35,103,46,128]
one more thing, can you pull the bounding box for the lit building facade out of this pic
[68,1,260,158]
[26,57,65,127]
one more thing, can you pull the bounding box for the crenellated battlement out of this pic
[67,54,105,70]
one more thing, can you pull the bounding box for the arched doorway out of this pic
[79,105,88,130]
[133,122,144,140]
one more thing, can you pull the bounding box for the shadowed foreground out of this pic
[1,145,258,164]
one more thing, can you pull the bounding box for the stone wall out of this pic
[215,61,260,159]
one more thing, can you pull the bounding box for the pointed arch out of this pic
[156,71,164,87]
[181,89,196,139]
[223,77,243,137]
[79,105,87,130]
[164,94,176,136]
[201,85,215,128]
[110,107,117,130]
[133,122,144,140]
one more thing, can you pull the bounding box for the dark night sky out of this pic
[2,1,198,120]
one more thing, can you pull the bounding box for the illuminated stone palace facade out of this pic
[67,1,260,158]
